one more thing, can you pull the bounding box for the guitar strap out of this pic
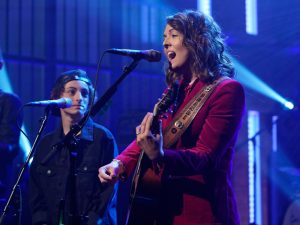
[163,76,229,148]
[125,77,228,225]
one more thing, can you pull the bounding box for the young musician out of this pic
[29,69,118,225]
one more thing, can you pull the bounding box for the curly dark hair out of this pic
[165,10,234,85]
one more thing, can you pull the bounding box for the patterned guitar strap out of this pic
[163,76,229,148]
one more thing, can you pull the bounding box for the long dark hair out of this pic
[165,10,234,85]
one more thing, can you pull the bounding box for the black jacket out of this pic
[29,118,117,225]
[0,90,22,198]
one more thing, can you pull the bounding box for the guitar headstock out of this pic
[153,81,179,118]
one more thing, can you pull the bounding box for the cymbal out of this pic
[279,167,300,177]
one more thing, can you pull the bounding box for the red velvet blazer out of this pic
[117,78,245,225]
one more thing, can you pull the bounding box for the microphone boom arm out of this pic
[90,59,139,116]
[60,58,140,148]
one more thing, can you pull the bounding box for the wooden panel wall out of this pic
[0,0,173,142]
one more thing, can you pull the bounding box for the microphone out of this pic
[106,48,161,62]
[25,98,72,108]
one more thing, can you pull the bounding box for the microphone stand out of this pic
[91,59,140,116]
[236,116,279,225]
[40,59,141,165]
[0,58,141,225]
[0,106,51,225]
[63,58,140,146]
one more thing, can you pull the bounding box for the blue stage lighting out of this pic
[246,0,258,35]
[284,101,294,110]
[248,110,262,225]
[197,0,211,16]
[231,57,292,110]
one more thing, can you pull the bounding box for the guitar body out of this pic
[126,156,162,225]
[126,81,179,225]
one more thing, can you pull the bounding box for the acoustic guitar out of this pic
[126,81,179,225]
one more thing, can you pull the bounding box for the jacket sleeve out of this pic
[28,142,49,225]
[0,93,22,159]
[115,140,141,177]
[163,80,245,176]
[88,130,118,225]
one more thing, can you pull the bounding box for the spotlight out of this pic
[284,101,294,110]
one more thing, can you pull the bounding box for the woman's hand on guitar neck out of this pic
[98,159,125,184]
[136,112,164,161]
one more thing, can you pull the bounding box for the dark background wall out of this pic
[1,0,300,224]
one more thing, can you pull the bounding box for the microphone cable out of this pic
[73,50,108,133]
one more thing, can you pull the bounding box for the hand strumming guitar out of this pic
[98,112,164,185]
[135,112,164,161]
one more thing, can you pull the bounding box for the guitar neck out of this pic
[150,115,160,135]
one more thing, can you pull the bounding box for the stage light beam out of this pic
[284,101,294,110]
[231,57,293,110]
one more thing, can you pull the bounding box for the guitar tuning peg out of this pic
[161,114,168,119]
[168,109,173,114]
